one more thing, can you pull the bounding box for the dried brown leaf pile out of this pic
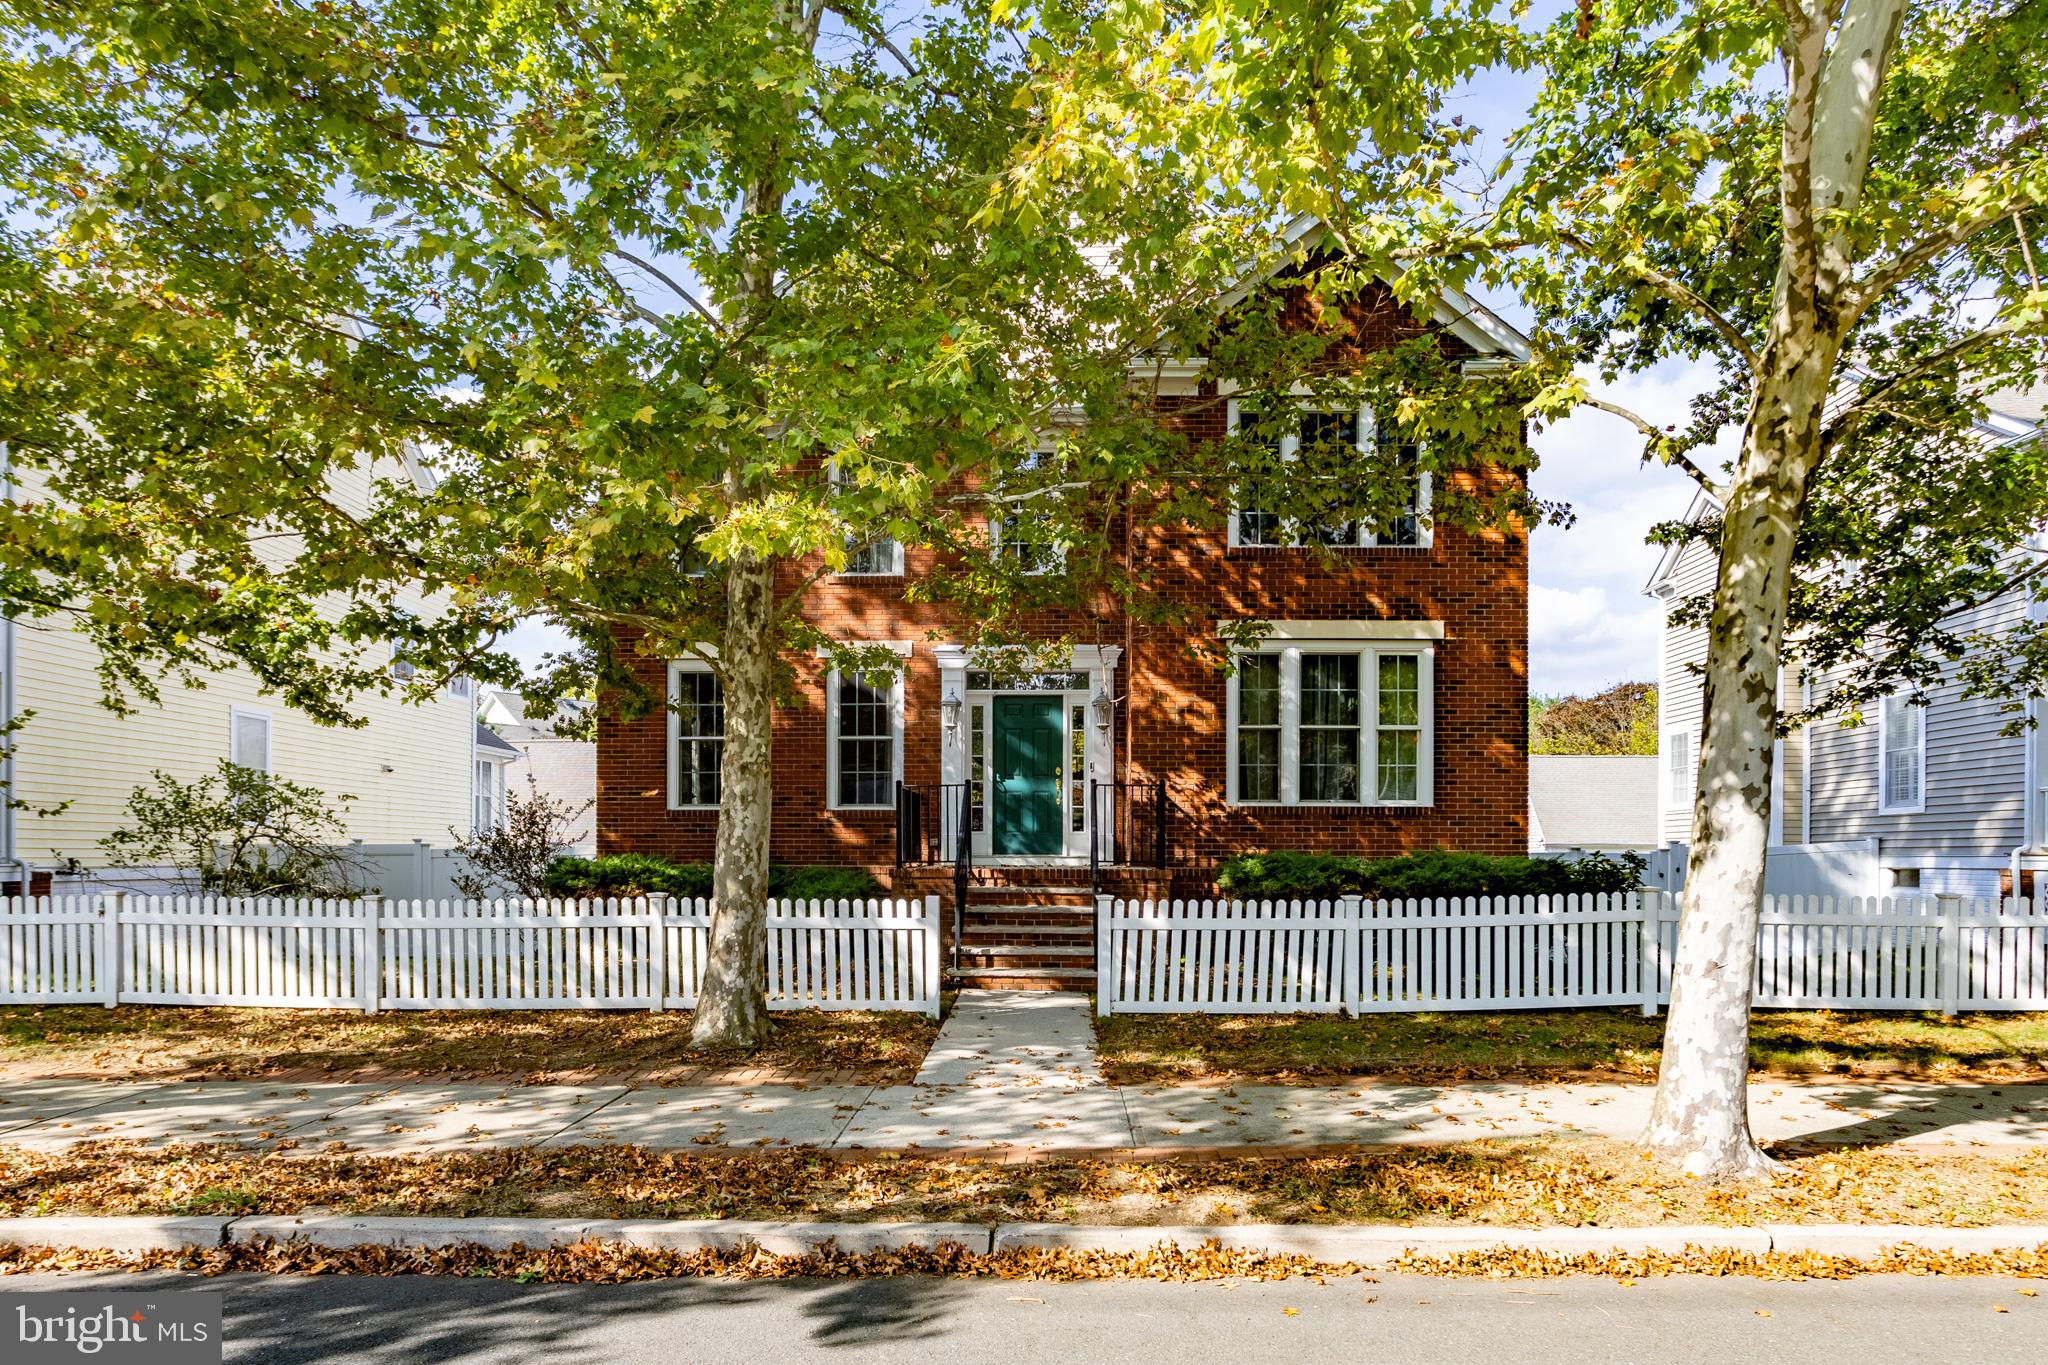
[6,1139,2047,1228]
[0,1006,939,1084]
[2,1237,2044,1284]
[1096,1008,2048,1086]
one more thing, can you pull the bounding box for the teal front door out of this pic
[992,695,1063,855]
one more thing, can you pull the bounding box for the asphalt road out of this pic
[4,1270,2042,1363]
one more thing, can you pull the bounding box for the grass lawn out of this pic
[1094,1007,2048,1085]
[0,1005,941,1085]
[4,1137,2046,1229]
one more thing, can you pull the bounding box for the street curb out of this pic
[3,1217,2046,1264]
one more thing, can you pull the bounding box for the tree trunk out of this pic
[1643,362,1830,1178]
[688,550,777,1050]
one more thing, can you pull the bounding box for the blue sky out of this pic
[504,3,1730,697]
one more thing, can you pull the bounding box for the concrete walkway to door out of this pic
[6,991,2048,1154]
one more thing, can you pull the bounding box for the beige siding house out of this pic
[1,452,486,892]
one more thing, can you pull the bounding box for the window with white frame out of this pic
[1879,693,1925,812]
[994,509,1064,574]
[1665,730,1692,811]
[828,670,899,808]
[1228,402,1430,549]
[230,707,272,774]
[1228,645,1433,806]
[473,758,501,832]
[830,461,904,575]
[668,662,724,808]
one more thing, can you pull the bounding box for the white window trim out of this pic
[1224,642,1435,808]
[1224,399,1433,550]
[1878,692,1927,815]
[1664,728,1693,821]
[825,666,905,810]
[990,508,1067,575]
[829,461,906,576]
[229,705,272,774]
[666,659,723,810]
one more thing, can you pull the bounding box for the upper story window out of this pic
[668,661,724,808]
[1879,693,1925,814]
[1228,401,1430,549]
[1227,643,1433,807]
[830,461,904,575]
[994,510,1065,574]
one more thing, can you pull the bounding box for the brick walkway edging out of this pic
[4,1215,2045,1263]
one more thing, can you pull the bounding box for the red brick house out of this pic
[597,237,1532,984]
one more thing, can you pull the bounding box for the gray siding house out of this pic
[1649,394,2045,899]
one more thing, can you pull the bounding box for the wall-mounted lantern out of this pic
[1090,687,1115,732]
[941,687,963,733]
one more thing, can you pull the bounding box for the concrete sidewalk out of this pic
[3,990,2046,1154]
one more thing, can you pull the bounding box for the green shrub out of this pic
[1213,850,1363,899]
[542,854,712,898]
[541,855,884,902]
[770,865,886,902]
[1214,848,1645,900]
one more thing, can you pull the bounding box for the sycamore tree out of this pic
[1014,0,2048,1176]
[0,0,1273,1047]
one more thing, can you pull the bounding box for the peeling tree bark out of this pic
[688,550,778,1051]
[1643,0,1907,1179]
[1644,362,1829,1179]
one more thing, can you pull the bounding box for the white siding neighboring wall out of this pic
[1655,538,1715,843]
[4,456,476,867]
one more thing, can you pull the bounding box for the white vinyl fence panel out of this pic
[0,894,940,1016]
[1097,892,2048,1017]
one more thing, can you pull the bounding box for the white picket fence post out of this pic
[1338,894,1363,1016]
[1094,894,1114,1017]
[358,894,382,1014]
[100,891,124,1009]
[1937,892,1962,1016]
[922,895,943,1018]
[648,893,670,1013]
[1638,890,1662,1017]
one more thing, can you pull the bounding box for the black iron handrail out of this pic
[895,781,971,866]
[1089,778,1173,892]
[896,780,975,969]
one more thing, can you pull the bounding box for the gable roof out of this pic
[1211,214,1534,364]
[1642,388,2048,599]
[1529,754,1659,850]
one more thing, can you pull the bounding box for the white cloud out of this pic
[1529,583,1665,697]
[1523,357,1737,695]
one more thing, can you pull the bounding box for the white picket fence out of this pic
[1094,892,2048,1016]
[0,894,941,1016]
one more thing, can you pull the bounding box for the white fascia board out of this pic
[1220,619,1446,642]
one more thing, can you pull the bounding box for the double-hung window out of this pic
[1227,401,1431,548]
[828,670,901,808]
[668,662,724,808]
[474,759,501,833]
[830,461,904,575]
[1879,693,1925,813]
[1228,643,1433,806]
[230,706,272,774]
